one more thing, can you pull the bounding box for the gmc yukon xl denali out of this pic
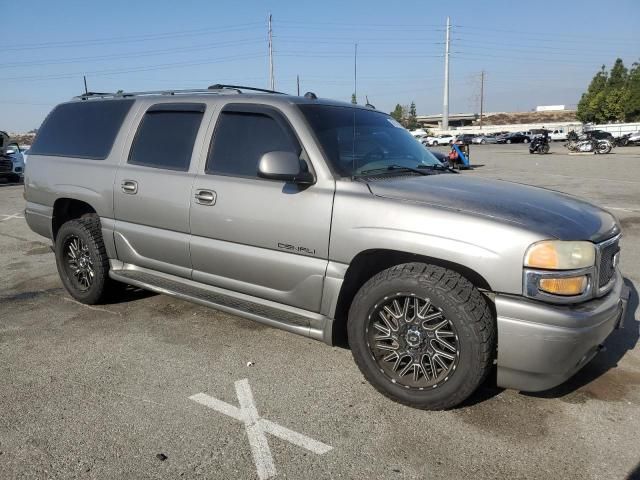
[24,86,629,409]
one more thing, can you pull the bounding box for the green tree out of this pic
[577,65,608,123]
[351,93,357,104]
[625,61,640,122]
[390,104,404,123]
[407,101,419,130]
[603,58,629,122]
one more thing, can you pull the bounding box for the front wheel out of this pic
[54,217,114,304]
[348,263,496,410]
[523,138,530,144]
[506,139,512,144]
[541,144,550,154]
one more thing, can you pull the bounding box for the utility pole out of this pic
[297,74,300,96]
[268,13,274,90]
[354,43,358,104]
[83,75,88,94]
[442,16,451,130]
[479,70,485,129]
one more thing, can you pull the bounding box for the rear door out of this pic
[113,102,208,278]
[189,103,334,312]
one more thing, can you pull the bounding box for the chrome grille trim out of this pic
[595,234,621,297]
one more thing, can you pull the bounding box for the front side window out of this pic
[206,106,301,178]
[298,104,441,177]
[128,103,204,171]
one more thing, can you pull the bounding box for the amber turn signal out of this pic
[538,276,587,296]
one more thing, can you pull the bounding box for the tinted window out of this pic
[30,100,134,159]
[299,104,440,177]
[128,104,204,171]
[207,108,300,177]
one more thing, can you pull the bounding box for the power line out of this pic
[3,22,265,51]
[455,24,638,44]
[1,37,264,69]
[0,53,267,82]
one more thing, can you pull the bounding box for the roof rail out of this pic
[74,85,287,101]
[207,84,286,95]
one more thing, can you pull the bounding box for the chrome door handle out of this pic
[194,189,216,205]
[121,180,138,194]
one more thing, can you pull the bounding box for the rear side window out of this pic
[29,100,134,159]
[128,103,204,171]
[206,106,300,178]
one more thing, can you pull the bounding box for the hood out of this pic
[367,175,619,242]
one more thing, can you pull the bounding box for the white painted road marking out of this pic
[190,378,332,480]
[604,206,640,213]
[1,213,24,221]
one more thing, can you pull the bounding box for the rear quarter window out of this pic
[29,99,134,159]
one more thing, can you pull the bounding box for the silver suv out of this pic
[24,86,629,409]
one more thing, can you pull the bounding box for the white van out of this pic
[549,128,567,141]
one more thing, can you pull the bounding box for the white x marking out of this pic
[190,379,332,480]
[1,213,24,221]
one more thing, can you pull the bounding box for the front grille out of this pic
[0,158,12,172]
[598,239,619,288]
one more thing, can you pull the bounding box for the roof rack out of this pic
[208,84,286,95]
[74,84,287,101]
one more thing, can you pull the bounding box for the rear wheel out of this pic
[348,263,495,410]
[54,217,114,304]
[506,139,512,144]
[523,138,530,144]
[597,142,611,154]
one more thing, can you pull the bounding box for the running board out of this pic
[109,264,333,344]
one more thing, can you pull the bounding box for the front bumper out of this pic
[495,270,629,392]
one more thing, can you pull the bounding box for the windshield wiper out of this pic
[418,163,459,174]
[357,164,432,176]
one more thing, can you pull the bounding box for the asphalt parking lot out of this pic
[1,144,639,480]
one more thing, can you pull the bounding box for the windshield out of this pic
[298,104,441,177]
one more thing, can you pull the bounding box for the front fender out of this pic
[329,184,544,295]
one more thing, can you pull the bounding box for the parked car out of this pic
[454,134,475,145]
[585,130,615,141]
[497,132,531,144]
[24,86,628,410]
[1,143,25,183]
[432,134,455,145]
[472,134,498,144]
[549,128,568,141]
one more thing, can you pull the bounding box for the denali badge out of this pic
[278,242,316,255]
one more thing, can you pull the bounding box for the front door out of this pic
[189,104,334,312]
[114,102,207,278]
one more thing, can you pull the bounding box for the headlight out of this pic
[524,240,595,270]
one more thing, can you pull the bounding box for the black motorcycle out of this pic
[529,135,550,154]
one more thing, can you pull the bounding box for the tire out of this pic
[54,217,113,304]
[523,138,529,144]
[541,144,550,154]
[506,139,512,144]
[481,139,486,145]
[597,142,611,154]
[347,263,495,410]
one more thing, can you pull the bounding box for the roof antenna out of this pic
[365,95,375,109]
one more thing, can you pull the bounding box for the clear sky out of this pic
[1,0,638,132]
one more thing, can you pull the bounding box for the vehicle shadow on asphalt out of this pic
[525,278,639,401]
[102,284,157,305]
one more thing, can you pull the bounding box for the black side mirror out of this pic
[257,151,315,185]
